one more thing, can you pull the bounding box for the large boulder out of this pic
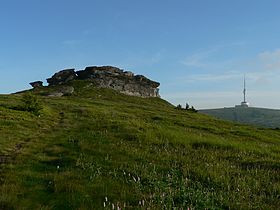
[46,86,75,97]
[76,66,160,97]
[47,69,76,86]
[134,75,160,88]
[76,66,124,79]
[29,81,43,88]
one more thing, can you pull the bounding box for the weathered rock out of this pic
[46,92,64,97]
[76,66,160,97]
[45,66,160,98]
[29,81,43,88]
[59,86,75,95]
[47,69,76,86]
[46,86,74,97]
[124,71,134,77]
[134,75,160,88]
[76,66,124,79]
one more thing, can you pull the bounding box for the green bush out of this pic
[20,93,42,115]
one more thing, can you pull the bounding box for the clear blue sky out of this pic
[1,0,280,109]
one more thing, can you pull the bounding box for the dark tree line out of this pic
[176,102,197,112]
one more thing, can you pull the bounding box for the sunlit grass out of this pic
[0,81,279,209]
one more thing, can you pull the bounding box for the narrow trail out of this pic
[0,110,66,183]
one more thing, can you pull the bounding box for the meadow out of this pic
[0,81,279,209]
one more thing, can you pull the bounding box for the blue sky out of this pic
[1,0,280,109]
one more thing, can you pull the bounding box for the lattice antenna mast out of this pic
[243,75,246,102]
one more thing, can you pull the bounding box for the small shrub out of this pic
[176,104,182,110]
[20,93,42,115]
[189,106,197,113]
[176,103,197,113]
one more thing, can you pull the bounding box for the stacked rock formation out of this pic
[45,66,160,98]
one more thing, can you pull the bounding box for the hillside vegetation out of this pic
[0,81,279,209]
[200,107,280,128]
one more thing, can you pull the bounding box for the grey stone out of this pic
[47,69,76,86]
[29,81,43,88]
[45,65,160,98]
[46,86,74,97]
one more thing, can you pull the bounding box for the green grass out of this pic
[0,81,279,209]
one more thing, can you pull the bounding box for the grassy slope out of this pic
[0,81,279,209]
[200,107,280,128]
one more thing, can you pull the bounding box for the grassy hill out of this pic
[200,107,280,128]
[0,81,279,209]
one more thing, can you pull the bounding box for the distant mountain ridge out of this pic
[199,107,280,128]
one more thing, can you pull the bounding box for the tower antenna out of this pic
[243,74,246,103]
[236,74,249,108]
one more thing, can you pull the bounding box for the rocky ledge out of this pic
[31,66,160,98]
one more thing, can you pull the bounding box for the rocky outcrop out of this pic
[46,66,160,98]
[29,81,43,88]
[47,69,76,86]
[75,66,160,97]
